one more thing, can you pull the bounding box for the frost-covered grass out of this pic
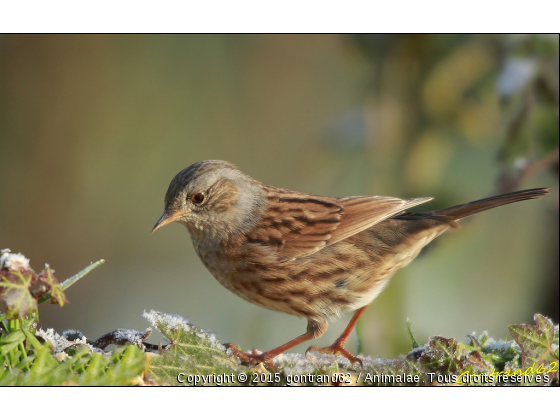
[1,250,558,386]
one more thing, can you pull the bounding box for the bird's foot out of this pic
[225,343,278,370]
[306,342,363,368]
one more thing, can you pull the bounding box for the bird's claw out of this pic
[306,344,363,369]
[225,343,279,370]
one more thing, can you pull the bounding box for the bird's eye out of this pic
[192,192,205,204]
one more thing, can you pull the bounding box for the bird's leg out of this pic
[227,333,313,370]
[306,306,368,367]
[226,319,328,370]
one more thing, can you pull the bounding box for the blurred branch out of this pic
[498,147,559,193]
[496,37,559,194]
[520,147,559,182]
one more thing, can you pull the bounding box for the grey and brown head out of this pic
[153,160,266,240]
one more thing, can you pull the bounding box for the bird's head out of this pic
[152,160,265,241]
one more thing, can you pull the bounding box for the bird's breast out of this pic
[190,232,390,320]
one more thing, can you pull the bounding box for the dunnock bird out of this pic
[153,160,550,367]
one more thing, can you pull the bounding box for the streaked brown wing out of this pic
[328,195,433,245]
[247,186,432,260]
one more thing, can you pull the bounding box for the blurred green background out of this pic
[1,34,558,357]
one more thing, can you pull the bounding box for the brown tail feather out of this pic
[435,188,551,220]
[396,188,551,224]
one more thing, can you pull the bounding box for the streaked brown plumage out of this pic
[153,160,550,367]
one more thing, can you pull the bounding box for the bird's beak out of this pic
[152,209,184,233]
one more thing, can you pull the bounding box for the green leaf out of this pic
[37,266,67,306]
[477,331,489,347]
[143,310,240,386]
[0,330,26,354]
[0,270,37,318]
[508,314,559,383]
[420,336,463,375]
[406,318,420,349]
[22,328,44,351]
[4,344,146,386]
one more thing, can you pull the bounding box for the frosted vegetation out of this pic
[1,251,558,386]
